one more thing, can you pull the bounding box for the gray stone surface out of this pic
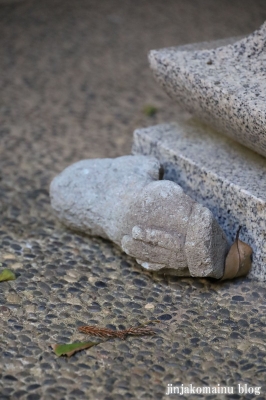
[149,22,266,158]
[50,155,228,278]
[1,0,266,398]
[50,156,161,244]
[132,119,266,281]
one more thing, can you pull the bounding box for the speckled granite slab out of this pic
[149,22,266,158]
[132,119,266,281]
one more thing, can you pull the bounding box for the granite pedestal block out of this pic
[132,118,266,281]
[149,22,266,158]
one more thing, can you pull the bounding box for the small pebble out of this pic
[2,253,17,261]
[144,303,154,310]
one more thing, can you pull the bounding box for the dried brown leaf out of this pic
[78,322,157,340]
[78,326,126,339]
[221,227,252,280]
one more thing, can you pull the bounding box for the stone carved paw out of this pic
[122,225,187,273]
[50,155,229,278]
[121,180,229,278]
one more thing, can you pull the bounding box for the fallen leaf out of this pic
[0,269,16,282]
[143,105,158,117]
[51,341,99,357]
[78,321,158,340]
[78,325,125,339]
[221,226,252,280]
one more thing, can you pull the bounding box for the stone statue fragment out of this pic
[50,155,229,278]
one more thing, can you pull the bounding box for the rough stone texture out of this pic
[50,156,161,244]
[1,1,266,399]
[149,22,266,158]
[132,119,266,281]
[50,155,228,278]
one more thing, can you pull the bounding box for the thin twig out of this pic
[78,324,156,340]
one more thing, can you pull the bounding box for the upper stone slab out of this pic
[149,23,266,158]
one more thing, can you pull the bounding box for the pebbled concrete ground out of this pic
[0,1,266,399]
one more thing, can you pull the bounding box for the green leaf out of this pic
[51,341,99,357]
[143,105,158,117]
[0,269,16,282]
